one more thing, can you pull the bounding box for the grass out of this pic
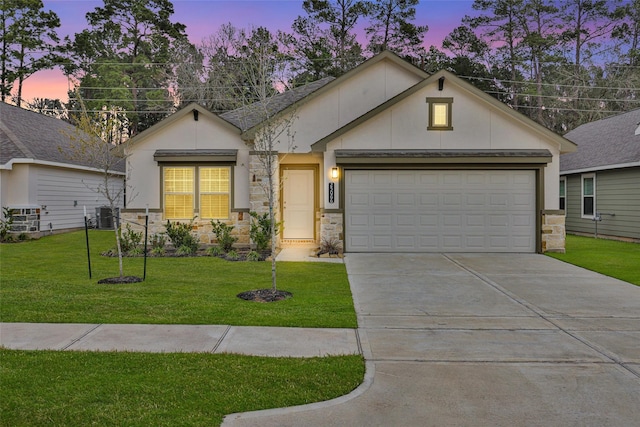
[547,234,640,286]
[0,350,364,426]
[0,230,357,327]
[1,231,365,426]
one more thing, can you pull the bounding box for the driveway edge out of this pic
[220,360,375,426]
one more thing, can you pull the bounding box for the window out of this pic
[164,167,194,219]
[200,167,230,219]
[581,173,595,218]
[163,166,230,220]
[559,177,566,211]
[426,97,453,130]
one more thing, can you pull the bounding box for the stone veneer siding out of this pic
[249,152,280,246]
[541,210,566,253]
[320,212,344,246]
[121,211,251,247]
[9,207,41,233]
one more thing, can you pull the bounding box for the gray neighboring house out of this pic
[560,108,640,241]
[0,103,125,234]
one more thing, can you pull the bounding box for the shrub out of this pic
[0,207,14,242]
[249,211,279,252]
[151,246,165,257]
[225,250,240,261]
[119,224,143,253]
[207,246,225,257]
[165,219,198,254]
[246,250,262,262]
[211,220,237,252]
[176,245,195,257]
[149,233,167,250]
[18,233,28,241]
[318,237,343,256]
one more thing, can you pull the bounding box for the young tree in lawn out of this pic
[0,0,61,106]
[62,95,130,279]
[212,27,295,293]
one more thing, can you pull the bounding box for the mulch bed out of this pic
[97,276,144,284]
[237,289,293,303]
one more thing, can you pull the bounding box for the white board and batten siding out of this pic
[36,166,123,232]
[345,169,536,253]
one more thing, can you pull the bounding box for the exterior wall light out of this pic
[331,167,339,179]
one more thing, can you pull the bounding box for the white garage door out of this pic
[345,170,536,253]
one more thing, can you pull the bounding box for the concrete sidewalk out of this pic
[0,323,359,357]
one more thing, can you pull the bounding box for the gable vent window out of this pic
[426,97,453,131]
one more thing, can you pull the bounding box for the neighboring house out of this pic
[123,51,576,253]
[560,109,640,241]
[0,103,125,234]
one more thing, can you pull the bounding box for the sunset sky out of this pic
[23,0,476,102]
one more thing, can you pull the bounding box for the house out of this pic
[560,109,640,241]
[0,103,125,234]
[122,51,576,253]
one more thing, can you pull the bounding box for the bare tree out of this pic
[214,26,296,294]
[61,95,131,278]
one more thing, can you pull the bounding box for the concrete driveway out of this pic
[224,253,640,427]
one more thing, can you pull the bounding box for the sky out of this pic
[22,0,476,102]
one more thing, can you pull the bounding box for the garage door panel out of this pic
[372,214,391,226]
[345,170,536,253]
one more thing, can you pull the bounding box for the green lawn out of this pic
[0,230,356,327]
[547,234,640,286]
[1,231,363,426]
[0,350,364,426]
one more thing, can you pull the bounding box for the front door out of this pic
[282,168,315,240]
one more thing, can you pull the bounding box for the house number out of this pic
[329,182,335,204]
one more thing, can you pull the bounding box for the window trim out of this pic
[559,176,566,212]
[162,164,233,220]
[581,173,595,219]
[426,97,453,131]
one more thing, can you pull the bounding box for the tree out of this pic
[465,0,527,109]
[612,0,640,66]
[364,0,428,60]
[26,97,67,119]
[0,0,60,106]
[169,24,286,114]
[61,95,131,279]
[65,0,187,137]
[288,0,368,79]
[203,26,295,294]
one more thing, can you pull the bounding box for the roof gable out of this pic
[311,69,576,153]
[124,103,241,149]
[225,50,429,140]
[561,108,640,172]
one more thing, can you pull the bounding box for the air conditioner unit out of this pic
[95,206,119,229]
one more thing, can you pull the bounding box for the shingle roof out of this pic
[0,102,124,172]
[561,108,640,172]
[220,77,335,131]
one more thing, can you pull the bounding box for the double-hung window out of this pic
[199,167,230,219]
[164,167,195,219]
[581,173,595,218]
[559,177,566,211]
[163,166,231,220]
